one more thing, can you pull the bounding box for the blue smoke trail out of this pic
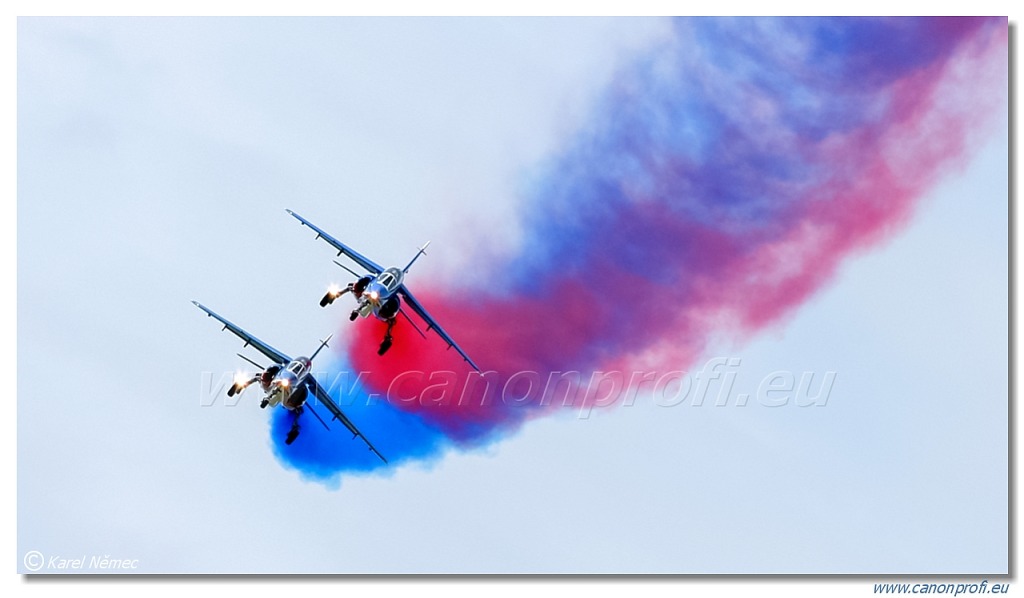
[269,354,450,486]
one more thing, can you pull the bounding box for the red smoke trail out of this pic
[348,18,1007,445]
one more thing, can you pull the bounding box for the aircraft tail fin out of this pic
[236,353,266,371]
[310,334,333,361]
[403,241,431,273]
[304,401,331,431]
[333,259,361,278]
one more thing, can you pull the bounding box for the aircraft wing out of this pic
[398,285,481,372]
[306,377,388,464]
[286,209,384,275]
[192,301,291,365]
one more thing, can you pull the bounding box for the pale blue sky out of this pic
[16,16,1007,574]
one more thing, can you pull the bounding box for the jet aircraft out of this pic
[192,301,386,462]
[287,209,480,371]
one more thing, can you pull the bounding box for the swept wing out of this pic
[192,301,290,365]
[307,377,388,463]
[286,209,384,274]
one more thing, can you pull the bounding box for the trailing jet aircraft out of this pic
[193,301,386,462]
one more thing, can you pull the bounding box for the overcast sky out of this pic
[17,16,1007,575]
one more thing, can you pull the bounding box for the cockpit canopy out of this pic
[377,267,404,293]
[286,358,310,377]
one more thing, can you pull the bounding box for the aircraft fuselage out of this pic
[352,267,404,322]
[261,357,311,410]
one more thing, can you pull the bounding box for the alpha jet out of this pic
[287,209,480,371]
[192,301,386,462]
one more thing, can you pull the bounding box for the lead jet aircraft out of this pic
[192,301,386,462]
[287,209,480,371]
